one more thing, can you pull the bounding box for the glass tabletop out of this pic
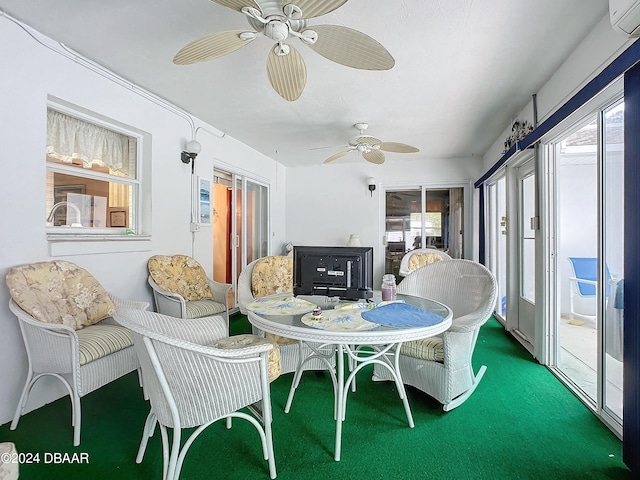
[247,293,452,343]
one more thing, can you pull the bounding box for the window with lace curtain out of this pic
[45,107,140,233]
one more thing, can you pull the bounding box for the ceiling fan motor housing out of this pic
[174,1,395,102]
[265,21,289,41]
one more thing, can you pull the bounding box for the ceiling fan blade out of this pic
[174,31,252,65]
[324,150,351,164]
[311,144,346,150]
[363,149,385,164]
[266,44,307,101]
[293,0,348,18]
[210,0,261,13]
[379,142,420,153]
[354,136,382,146]
[306,25,395,70]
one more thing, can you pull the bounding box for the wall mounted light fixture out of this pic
[367,177,376,197]
[181,139,202,173]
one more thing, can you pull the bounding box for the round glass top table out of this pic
[247,292,453,461]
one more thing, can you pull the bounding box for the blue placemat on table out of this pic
[361,302,444,327]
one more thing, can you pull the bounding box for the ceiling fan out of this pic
[323,123,420,164]
[173,0,395,101]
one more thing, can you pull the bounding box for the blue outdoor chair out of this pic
[568,257,611,320]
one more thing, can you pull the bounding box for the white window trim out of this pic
[46,96,152,255]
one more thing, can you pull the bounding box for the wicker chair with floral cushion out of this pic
[147,254,232,327]
[5,260,149,446]
[373,259,497,412]
[0,443,19,480]
[238,256,333,375]
[114,308,279,480]
[398,248,452,277]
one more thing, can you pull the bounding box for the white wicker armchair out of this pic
[373,259,497,411]
[114,309,278,480]
[147,254,231,326]
[6,260,149,446]
[238,256,333,375]
[398,248,452,277]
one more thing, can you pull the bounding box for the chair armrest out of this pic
[207,279,232,306]
[100,293,150,325]
[441,329,477,370]
[148,276,187,317]
[9,299,77,336]
[449,310,492,333]
[569,276,597,286]
[9,299,79,371]
[108,293,150,311]
[207,339,274,359]
[237,261,257,315]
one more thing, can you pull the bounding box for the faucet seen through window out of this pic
[45,108,138,232]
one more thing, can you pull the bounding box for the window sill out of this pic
[47,233,151,256]
[47,226,131,235]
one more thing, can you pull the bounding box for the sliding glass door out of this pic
[213,168,269,309]
[384,187,464,278]
[550,98,624,429]
[602,101,624,423]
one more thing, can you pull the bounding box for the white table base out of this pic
[285,341,413,461]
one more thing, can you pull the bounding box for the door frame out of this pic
[212,166,270,310]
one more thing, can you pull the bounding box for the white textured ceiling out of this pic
[0,0,610,167]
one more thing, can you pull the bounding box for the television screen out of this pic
[293,245,373,301]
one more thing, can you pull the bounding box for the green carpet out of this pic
[0,316,632,479]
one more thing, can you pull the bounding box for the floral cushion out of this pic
[264,332,298,346]
[212,334,281,382]
[250,256,295,345]
[0,442,19,480]
[251,256,293,300]
[6,261,116,330]
[407,253,445,273]
[148,255,213,301]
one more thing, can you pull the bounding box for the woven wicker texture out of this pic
[238,256,334,374]
[147,254,231,326]
[114,308,276,479]
[373,259,497,411]
[8,269,149,447]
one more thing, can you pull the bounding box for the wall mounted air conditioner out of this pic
[610,0,640,36]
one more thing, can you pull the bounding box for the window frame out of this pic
[45,97,151,256]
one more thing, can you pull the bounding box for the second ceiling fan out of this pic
[323,123,420,164]
[173,0,395,101]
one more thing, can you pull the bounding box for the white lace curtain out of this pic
[46,109,132,174]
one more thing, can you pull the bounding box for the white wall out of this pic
[0,16,284,424]
[476,14,631,354]
[285,157,483,285]
[481,15,633,172]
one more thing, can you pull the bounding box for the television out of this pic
[293,245,374,301]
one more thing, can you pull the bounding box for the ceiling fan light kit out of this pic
[323,123,420,165]
[173,1,395,101]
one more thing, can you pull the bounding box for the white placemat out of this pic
[246,295,317,315]
[301,309,378,331]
